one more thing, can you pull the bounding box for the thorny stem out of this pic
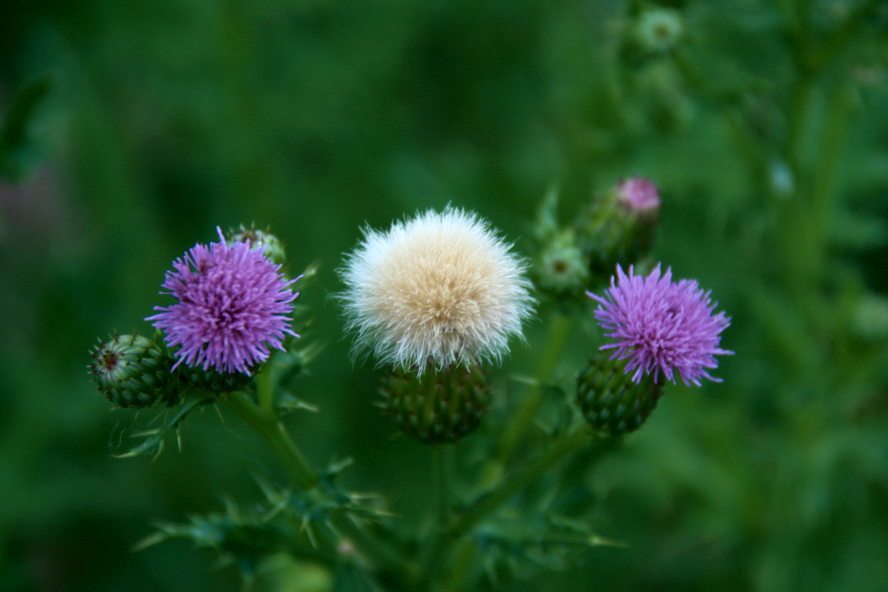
[420,428,593,590]
[451,428,593,538]
[223,391,319,490]
[485,313,574,485]
[223,390,409,580]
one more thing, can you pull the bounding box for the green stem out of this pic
[327,512,413,582]
[450,428,592,538]
[416,445,454,590]
[256,366,274,413]
[224,391,409,582]
[810,85,853,253]
[670,50,763,179]
[487,314,573,483]
[435,445,451,529]
[444,539,476,592]
[783,74,815,185]
[222,390,319,490]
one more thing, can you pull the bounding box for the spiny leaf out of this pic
[112,397,204,459]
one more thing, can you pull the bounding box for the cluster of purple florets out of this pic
[589,264,732,386]
[147,228,298,374]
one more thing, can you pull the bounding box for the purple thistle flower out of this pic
[146,228,299,374]
[588,264,732,386]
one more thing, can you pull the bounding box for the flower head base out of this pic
[339,207,534,370]
[588,264,732,386]
[617,176,660,214]
[380,365,490,444]
[147,228,298,375]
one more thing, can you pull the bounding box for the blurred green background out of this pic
[2,0,887,590]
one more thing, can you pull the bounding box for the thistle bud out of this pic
[226,224,287,266]
[634,8,684,54]
[577,353,663,436]
[851,294,888,342]
[379,365,490,444]
[89,332,178,408]
[575,176,660,275]
[534,229,590,300]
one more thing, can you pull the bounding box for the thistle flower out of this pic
[588,264,732,386]
[147,228,298,374]
[339,207,534,370]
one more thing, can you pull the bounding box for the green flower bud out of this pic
[577,353,663,436]
[575,177,660,276]
[379,365,490,444]
[535,229,590,299]
[852,294,888,342]
[227,224,287,266]
[634,8,684,54]
[89,332,178,408]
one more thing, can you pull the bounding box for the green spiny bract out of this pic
[577,353,663,436]
[574,185,658,278]
[89,332,179,408]
[380,365,490,444]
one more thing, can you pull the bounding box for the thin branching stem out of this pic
[256,366,274,414]
[487,313,574,485]
[452,428,592,538]
[223,390,319,490]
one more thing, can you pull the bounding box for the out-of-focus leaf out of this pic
[0,76,52,183]
[830,210,888,251]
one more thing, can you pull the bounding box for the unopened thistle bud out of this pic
[380,365,490,444]
[535,229,590,299]
[634,7,684,54]
[577,353,662,436]
[89,332,178,408]
[576,176,660,275]
[226,224,287,267]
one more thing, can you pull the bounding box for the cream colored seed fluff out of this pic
[339,208,534,370]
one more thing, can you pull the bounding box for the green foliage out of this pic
[0,76,52,183]
[2,0,888,591]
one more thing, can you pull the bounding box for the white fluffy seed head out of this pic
[339,207,535,371]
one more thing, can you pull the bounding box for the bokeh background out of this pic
[2,0,888,590]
